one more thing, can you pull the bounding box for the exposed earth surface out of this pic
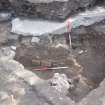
[0,0,105,105]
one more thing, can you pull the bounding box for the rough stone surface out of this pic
[0,56,75,105]
[71,20,105,85]
[49,73,71,94]
[79,79,105,105]
[0,47,16,59]
[0,22,11,44]
[9,0,96,20]
[0,12,11,22]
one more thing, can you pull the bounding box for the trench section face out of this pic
[14,21,105,102]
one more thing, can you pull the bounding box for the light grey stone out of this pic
[11,6,105,36]
[49,73,71,94]
[31,37,40,43]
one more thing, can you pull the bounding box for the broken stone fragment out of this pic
[40,60,53,67]
[0,57,75,105]
[10,46,16,51]
[31,37,40,43]
[7,34,19,41]
[31,59,41,66]
[9,0,96,21]
[0,12,11,22]
[21,36,32,45]
[0,47,16,60]
[0,22,11,44]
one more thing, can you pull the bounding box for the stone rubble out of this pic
[0,47,16,59]
[49,73,73,94]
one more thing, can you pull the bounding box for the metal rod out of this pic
[33,66,69,71]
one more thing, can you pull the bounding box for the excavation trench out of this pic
[0,0,105,104]
[14,21,105,102]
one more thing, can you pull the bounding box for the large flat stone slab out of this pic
[11,6,105,36]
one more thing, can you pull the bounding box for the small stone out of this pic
[10,0,96,21]
[0,12,11,22]
[10,46,16,51]
[31,37,40,43]
[21,36,32,45]
[7,34,19,41]
[41,60,52,67]
[31,59,41,66]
